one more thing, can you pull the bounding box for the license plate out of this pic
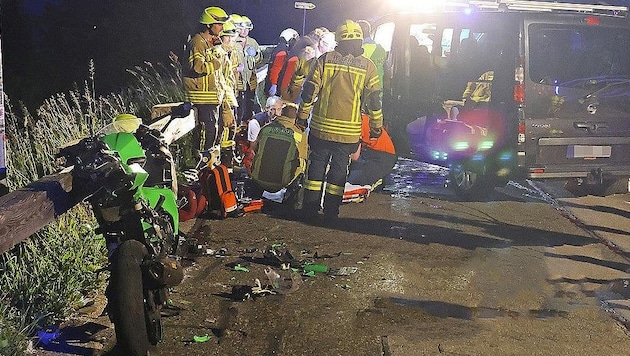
[567,145,611,158]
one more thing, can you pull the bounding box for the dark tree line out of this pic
[2,0,197,111]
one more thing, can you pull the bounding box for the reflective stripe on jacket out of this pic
[183,33,226,105]
[223,46,240,107]
[299,51,383,143]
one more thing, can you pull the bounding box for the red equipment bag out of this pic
[200,164,239,218]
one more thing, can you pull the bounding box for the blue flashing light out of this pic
[499,151,514,161]
[472,153,485,161]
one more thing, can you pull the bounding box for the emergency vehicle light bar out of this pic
[469,0,628,17]
[395,1,628,17]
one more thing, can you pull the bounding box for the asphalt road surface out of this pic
[37,159,630,356]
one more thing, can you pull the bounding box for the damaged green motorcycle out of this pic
[57,105,195,355]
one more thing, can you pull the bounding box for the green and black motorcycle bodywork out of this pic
[57,110,192,355]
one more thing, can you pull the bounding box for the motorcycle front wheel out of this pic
[109,240,152,356]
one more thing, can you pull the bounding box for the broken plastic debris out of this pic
[330,267,358,276]
[234,264,249,272]
[264,267,282,289]
[37,328,60,345]
[252,278,276,296]
[193,334,210,343]
[303,263,328,273]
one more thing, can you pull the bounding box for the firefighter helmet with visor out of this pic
[335,20,363,42]
[241,16,254,30]
[199,7,229,25]
[220,21,238,37]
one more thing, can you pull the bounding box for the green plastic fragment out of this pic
[234,264,249,272]
[193,334,210,343]
[303,263,328,273]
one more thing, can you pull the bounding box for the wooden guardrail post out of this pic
[0,172,89,254]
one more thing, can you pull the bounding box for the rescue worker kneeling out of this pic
[343,113,397,203]
[249,102,308,207]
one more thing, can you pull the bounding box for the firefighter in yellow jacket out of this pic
[219,19,240,146]
[232,14,263,124]
[297,19,383,219]
[183,7,229,155]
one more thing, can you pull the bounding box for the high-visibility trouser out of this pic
[303,136,359,216]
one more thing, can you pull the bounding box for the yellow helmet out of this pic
[113,113,141,133]
[220,21,238,37]
[335,19,363,42]
[241,16,254,30]
[199,7,229,25]
[231,14,244,27]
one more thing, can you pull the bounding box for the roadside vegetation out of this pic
[0,58,184,355]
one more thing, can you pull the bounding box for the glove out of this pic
[245,45,257,57]
[268,84,277,96]
[369,127,382,139]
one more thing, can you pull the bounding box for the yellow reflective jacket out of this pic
[463,70,494,103]
[235,36,262,91]
[222,44,240,107]
[285,56,315,104]
[183,33,226,105]
[298,51,383,143]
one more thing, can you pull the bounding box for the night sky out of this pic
[9,0,630,109]
[21,0,384,44]
[20,0,630,44]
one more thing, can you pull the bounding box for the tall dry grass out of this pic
[0,58,185,355]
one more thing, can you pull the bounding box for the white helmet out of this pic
[280,28,299,42]
[319,32,337,53]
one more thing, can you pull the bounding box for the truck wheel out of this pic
[449,160,495,201]
[109,240,151,356]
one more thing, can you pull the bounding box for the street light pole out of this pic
[294,2,316,36]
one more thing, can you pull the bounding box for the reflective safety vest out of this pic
[362,42,387,88]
